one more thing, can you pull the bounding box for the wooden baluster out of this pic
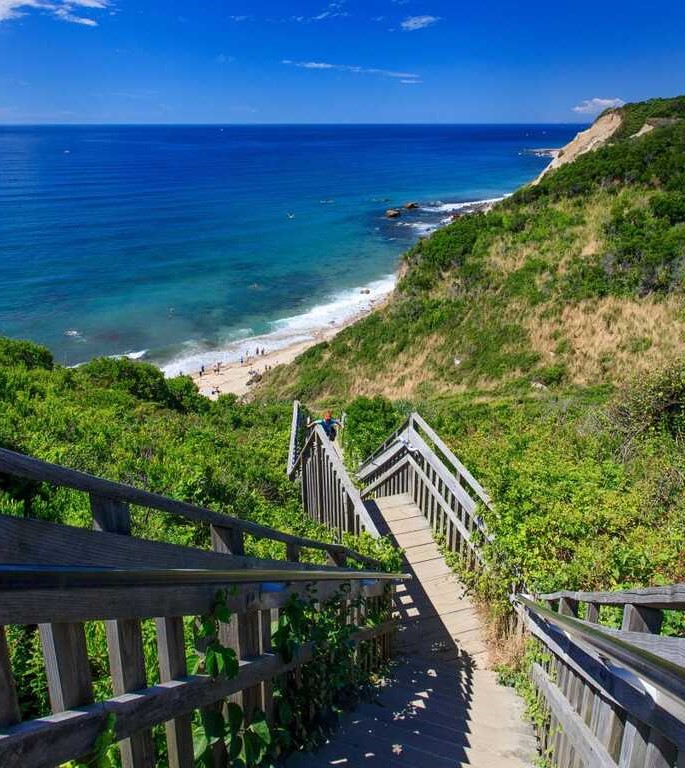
[260,609,275,725]
[39,622,93,712]
[621,604,663,634]
[209,523,241,764]
[619,603,666,766]
[286,542,300,563]
[156,617,194,768]
[644,728,677,768]
[558,597,579,617]
[0,626,20,728]
[239,610,263,722]
[106,618,156,767]
[301,447,310,518]
[586,602,600,623]
[90,494,155,767]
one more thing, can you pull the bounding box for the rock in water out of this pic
[386,208,401,218]
[404,202,419,209]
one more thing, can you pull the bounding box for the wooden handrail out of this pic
[0,564,407,590]
[288,420,381,541]
[0,446,368,565]
[539,584,685,610]
[515,594,685,704]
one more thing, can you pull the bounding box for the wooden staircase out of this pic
[288,493,536,767]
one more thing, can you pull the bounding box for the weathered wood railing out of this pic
[355,411,685,767]
[0,447,403,768]
[514,587,685,768]
[358,411,491,569]
[288,406,380,541]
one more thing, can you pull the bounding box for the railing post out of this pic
[155,617,194,768]
[90,494,155,768]
[0,626,20,728]
[621,604,663,634]
[620,603,666,767]
[38,622,93,712]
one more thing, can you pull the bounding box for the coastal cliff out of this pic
[260,95,685,402]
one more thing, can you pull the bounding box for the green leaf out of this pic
[249,714,272,747]
[201,708,226,740]
[243,729,267,766]
[225,702,244,735]
[215,602,232,623]
[278,699,293,725]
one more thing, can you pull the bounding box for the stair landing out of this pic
[287,494,536,767]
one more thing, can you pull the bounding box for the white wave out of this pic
[124,349,148,360]
[161,274,396,378]
[420,195,507,213]
[397,221,439,236]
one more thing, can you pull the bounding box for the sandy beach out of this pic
[191,296,387,399]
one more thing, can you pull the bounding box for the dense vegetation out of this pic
[3,95,685,760]
[0,338,395,762]
[259,96,685,625]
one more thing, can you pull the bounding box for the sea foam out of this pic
[161,274,395,378]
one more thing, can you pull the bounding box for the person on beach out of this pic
[308,411,343,441]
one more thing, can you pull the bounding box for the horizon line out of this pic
[0,120,591,128]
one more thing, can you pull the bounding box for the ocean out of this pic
[0,124,580,372]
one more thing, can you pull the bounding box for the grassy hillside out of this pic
[261,107,685,403]
[258,96,685,621]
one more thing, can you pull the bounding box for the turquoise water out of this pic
[0,124,580,369]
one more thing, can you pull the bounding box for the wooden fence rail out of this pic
[288,409,380,542]
[354,409,685,768]
[0,445,403,768]
[358,415,491,572]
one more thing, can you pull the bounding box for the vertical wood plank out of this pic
[92,495,154,767]
[211,525,244,556]
[239,611,262,722]
[39,622,93,712]
[619,717,650,768]
[0,625,20,727]
[156,617,194,768]
[596,697,625,762]
[260,609,274,725]
[558,597,579,617]
[586,602,600,624]
[91,494,131,534]
[621,604,663,634]
[106,618,156,767]
[645,728,677,768]
[286,542,300,562]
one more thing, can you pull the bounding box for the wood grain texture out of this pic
[38,622,93,712]
[155,617,194,768]
[0,626,20,727]
[0,622,393,768]
[106,618,156,767]
[531,663,616,768]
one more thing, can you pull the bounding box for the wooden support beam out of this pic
[155,617,194,768]
[622,604,663,635]
[0,626,20,728]
[39,622,93,712]
[106,618,156,767]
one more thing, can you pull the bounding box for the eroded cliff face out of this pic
[534,110,623,183]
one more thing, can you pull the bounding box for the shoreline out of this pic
[190,293,391,399]
[186,194,506,399]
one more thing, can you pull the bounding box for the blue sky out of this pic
[1,0,684,124]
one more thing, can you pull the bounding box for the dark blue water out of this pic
[0,124,579,369]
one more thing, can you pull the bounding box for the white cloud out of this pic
[282,59,419,80]
[572,97,625,115]
[0,0,109,24]
[401,14,440,31]
[401,79,422,84]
